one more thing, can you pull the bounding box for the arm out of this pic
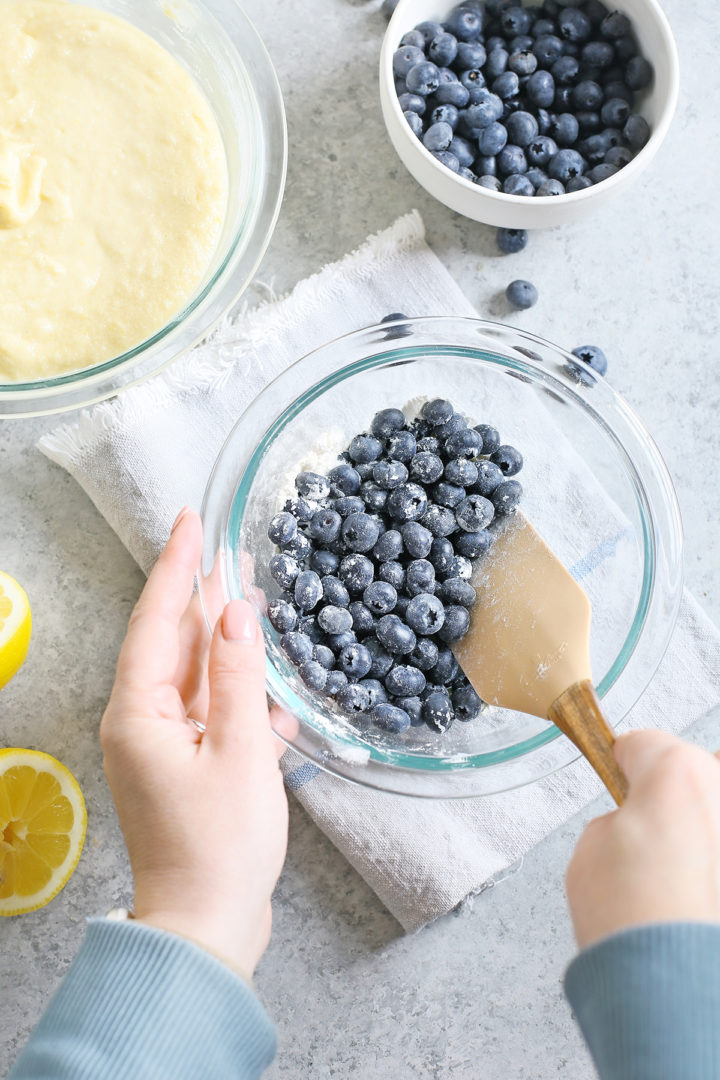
[10,920,276,1080]
[564,731,720,1080]
[10,509,296,1079]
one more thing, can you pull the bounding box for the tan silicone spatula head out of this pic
[453,514,628,805]
[453,514,592,719]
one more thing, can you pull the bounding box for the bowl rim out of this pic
[379,0,680,210]
[0,0,288,417]
[199,315,684,797]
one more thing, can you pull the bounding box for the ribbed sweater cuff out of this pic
[9,919,276,1080]
[565,922,720,1080]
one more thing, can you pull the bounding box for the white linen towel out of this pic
[39,211,720,932]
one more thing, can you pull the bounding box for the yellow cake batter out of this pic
[0,0,228,381]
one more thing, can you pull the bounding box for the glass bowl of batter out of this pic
[199,317,684,798]
[0,0,286,418]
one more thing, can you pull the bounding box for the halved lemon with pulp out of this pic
[0,571,32,691]
[0,749,87,916]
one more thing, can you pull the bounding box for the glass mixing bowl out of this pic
[199,317,683,798]
[0,0,286,418]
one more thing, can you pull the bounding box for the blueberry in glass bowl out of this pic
[199,317,682,798]
[380,0,679,228]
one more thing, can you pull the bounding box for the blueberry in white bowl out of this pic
[380,0,679,227]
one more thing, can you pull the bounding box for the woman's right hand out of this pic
[566,730,720,950]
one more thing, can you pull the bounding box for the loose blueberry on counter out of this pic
[506,279,539,309]
[267,599,298,635]
[571,344,608,377]
[496,227,528,254]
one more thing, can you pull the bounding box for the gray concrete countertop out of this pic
[1,0,719,1076]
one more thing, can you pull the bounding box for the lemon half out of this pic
[0,571,31,690]
[0,749,87,916]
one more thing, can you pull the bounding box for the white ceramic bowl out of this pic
[379,0,679,228]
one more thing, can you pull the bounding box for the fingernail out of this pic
[222,600,257,643]
[171,506,190,532]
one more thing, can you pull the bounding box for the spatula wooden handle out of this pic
[547,680,629,806]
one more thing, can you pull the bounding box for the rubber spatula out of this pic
[452,515,629,805]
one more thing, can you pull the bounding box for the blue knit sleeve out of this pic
[565,923,720,1080]
[9,919,276,1079]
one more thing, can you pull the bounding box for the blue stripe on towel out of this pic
[285,762,322,790]
[570,529,631,582]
